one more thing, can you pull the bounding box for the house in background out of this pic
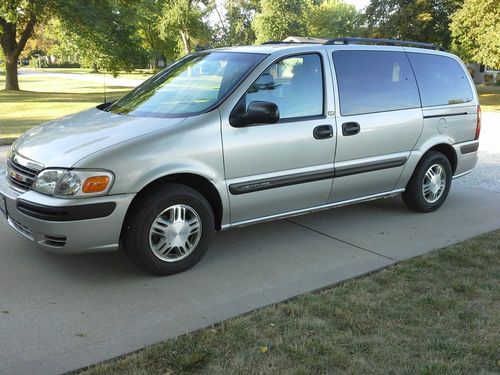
[466,63,499,84]
[283,36,328,44]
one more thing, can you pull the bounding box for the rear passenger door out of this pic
[329,49,423,202]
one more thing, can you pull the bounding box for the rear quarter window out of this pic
[407,53,473,107]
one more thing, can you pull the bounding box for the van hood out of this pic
[12,107,186,168]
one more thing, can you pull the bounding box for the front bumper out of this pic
[0,169,135,254]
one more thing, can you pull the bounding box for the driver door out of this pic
[221,52,337,224]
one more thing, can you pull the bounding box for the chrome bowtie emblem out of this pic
[9,170,26,182]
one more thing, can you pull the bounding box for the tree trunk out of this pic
[4,55,20,91]
[180,30,191,54]
[0,14,37,91]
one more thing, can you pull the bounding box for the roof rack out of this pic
[324,37,445,51]
[261,40,318,45]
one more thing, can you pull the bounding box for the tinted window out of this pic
[108,52,265,118]
[408,53,473,107]
[333,51,420,116]
[245,54,323,119]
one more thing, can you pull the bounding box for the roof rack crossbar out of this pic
[324,37,445,51]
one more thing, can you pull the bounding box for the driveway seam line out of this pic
[286,219,396,261]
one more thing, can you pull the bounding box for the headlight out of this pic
[33,169,114,198]
[32,169,65,195]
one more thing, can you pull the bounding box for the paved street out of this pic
[0,113,498,374]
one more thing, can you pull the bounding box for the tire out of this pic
[121,183,214,276]
[402,151,452,213]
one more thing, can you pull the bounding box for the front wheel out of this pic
[121,183,214,275]
[402,151,452,213]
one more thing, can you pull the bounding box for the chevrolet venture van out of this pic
[0,38,480,275]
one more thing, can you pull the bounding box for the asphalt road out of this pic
[0,112,499,374]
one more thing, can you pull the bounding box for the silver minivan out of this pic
[0,38,480,275]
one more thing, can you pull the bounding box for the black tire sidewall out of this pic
[123,184,214,275]
[403,152,452,212]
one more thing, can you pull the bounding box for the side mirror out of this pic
[230,101,280,127]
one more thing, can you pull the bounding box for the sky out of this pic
[344,0,371,10]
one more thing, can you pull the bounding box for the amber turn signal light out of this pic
[82,176,110,193]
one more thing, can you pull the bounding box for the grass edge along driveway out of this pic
[80,229,500,375]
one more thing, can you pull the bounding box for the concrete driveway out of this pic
[0,113,499,374]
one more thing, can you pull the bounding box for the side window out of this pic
[408,53,473,107]
[333,50,421,116]
[245,54,324,119]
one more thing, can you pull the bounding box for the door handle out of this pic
[313,125,333,140]
[342,122,360,136]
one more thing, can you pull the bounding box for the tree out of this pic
[135,0,177,67]
[42,19,81,65]
[0,0,145,91]
[158,0,212,55]
[252,0,307,44]
[0,1,41,90]
[214,0,259,47]
[305,0,361,39]
[450,0,500,68]
[57,1,147,74]
[363,0,460,49]
[20,22,58,63]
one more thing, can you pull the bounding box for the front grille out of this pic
[7,157,40,192]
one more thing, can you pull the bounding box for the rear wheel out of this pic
[122,183,214,275]
[402,151,452,212]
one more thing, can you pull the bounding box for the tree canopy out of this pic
[158,0,211,55]
[0,0,146,90]
[252,0,307,43]
[305,0,361,39]
[2,0,499,91]
[214,0,259,47]
[450,0,500,68]
[135,0,177,66]
[364,0,460,49]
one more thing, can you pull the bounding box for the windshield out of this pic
[107,52,266,118]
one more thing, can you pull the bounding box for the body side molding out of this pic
[423,112,468,119]
[228,156,408,195]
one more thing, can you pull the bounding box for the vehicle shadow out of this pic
[35,196,407,281]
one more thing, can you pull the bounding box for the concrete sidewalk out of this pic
[0,114,499,374]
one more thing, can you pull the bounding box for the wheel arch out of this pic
[426,143,458,174]
[125,173,224,231]
[397,140,458,190]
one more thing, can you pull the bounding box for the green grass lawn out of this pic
[477,85,500,112]
[17,67,155,80]
[0,72,131,144]
[80,230,500,375]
